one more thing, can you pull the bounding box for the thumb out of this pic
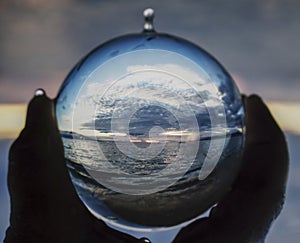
[6,91,88,241]
[8,91,62,201]
[6,91,139,243]
[173,95,289,243]
[25,89,57,131]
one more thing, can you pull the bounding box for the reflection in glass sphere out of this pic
[55,32,245,231]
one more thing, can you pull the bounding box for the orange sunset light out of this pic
[0,102,299,139]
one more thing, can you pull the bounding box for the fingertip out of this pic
[245,94,266,119]
[25,90,56,129]
[244,94,285,145]
[245,94,265,112]
[247,94,262,101]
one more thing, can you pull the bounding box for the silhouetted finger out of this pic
[173,95,288,243]
[6,93,138,242]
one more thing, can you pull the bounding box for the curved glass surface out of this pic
[55,32,245,231]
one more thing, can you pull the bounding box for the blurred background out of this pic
[0,0,299,242]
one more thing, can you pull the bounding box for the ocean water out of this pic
[0,133,299,242]
[63,132,244,230]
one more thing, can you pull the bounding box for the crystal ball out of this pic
[55,31,245,230]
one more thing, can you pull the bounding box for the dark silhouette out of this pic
[5,94,288,243]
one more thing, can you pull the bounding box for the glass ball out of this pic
[55,31,244,231]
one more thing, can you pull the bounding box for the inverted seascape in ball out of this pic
[55,33,245,230]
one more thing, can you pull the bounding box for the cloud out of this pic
[65,60,225,133]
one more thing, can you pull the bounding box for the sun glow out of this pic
[0,101,299,139]
[0,104,27,139]
[267,102,300,135]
